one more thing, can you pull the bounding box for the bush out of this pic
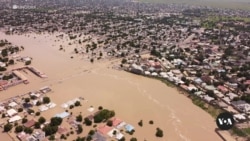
[8,59,14,65]
[25,98,30,103]
[138,120,143,127]
[76,137,85,141]
[98,106,103,110]
[25,60,31,65]
[149,120,154,124]
[88,130,95,136]
[74,101,81,107]
[2,113,5,118]
[69,105,74,109]
[77,125,83,134]
[27,109,35,114]
[35,112,40,116]
[60,134,66,139]
[0,67,6,72]
[18,108,23,112]
[49,135,55,140]
[36,101,42,106]
[106,120,113,127]
[130,137,137,141]
[155,128,164,137]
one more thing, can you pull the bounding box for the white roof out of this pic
[9,115,22,123]
[61,103,68,109]
[8,102,18,107]
[7,109,17,117]
[88,107,95,112]
[39,105,49,112]
[234,114,246,120]
[144,71,150,75]
[151,72,158,76]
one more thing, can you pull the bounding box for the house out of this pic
[92,132,106,141]
[97,125,113,135]
[227,93,238,100]
[124,124,134,132]
[231,100,250,113]
[24,119,36,128]
[8,102,18,108]
[204,85,216,91]
[130,64,143,74]
[9,115,22,123]
[32,130,46,141]
[194,78,203,84]
[201,75,212,84]
[7,108,17,117]
[203,95,215,103]
[17,132,31,141]
[217,85,229,94]
[111,118,123,127]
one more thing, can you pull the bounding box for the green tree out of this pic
[34,122,41,129]
[4,123,13,132]
[43,97,51,104]
[24,127,33,134]
[88,130,95,136]
[121,58,127,64]
[25,98,30,103]
[0,67,6,71]
[1,48,8,57]
[76,115,83,122]
[77,125,83,134]
[43,125,58,136]
[8,59,14,65]
[155,128,164,137]
[38,116,46,124]
[50,117,63,126]
[84,118,92,126]
[138,120,143,127]
[15,125,23,133]
[22,118,28,124]
[74,101,81,107]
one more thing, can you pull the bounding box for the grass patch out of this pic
[231,127,247,137]
[242,128,250,135]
